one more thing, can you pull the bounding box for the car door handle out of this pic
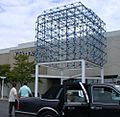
[68,107,75,110]
[91,106,102,110]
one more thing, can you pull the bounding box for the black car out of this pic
[15,81,120,117]
[16,85,64,117]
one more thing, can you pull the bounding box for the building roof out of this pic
[0,41,35,54]
[107,30,120,37]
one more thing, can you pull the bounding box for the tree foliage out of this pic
[9,54,35,85]
[0,64,10,84]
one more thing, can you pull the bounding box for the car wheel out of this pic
[40,111,58,117]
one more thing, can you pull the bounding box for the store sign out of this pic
[15,50,35,56]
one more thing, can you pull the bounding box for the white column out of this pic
[60,71,63,84]
[81,60,86,83]
[101,68,104,83]
[1,79,4,99]
[0,76,6,99]
[35,64,39,97]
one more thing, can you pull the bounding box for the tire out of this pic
[40,110,58,117]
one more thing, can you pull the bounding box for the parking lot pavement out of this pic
[0,99,9,117]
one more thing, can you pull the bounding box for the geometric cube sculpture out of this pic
[35,2,107,68]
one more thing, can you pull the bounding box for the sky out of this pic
[0,0,120,49]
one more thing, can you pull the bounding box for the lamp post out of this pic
[0,76,6,99]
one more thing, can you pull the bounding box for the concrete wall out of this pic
[104,30,120,76]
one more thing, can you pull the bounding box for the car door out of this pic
[90,85,120,117]
[63,83,89,117]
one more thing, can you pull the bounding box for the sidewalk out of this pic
[0,98,9,117]
[0,97,8,101]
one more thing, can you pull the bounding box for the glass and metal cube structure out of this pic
[34,2,107,96]
[35,2,106,68]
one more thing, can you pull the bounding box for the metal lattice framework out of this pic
[35,2,107,69]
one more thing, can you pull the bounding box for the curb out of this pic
[0,98,8,101]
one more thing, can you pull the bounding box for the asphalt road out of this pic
[0,99,9,117]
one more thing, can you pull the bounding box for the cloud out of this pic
[79,0,120,31]
[0,0,120,49]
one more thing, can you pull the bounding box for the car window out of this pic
[92,86,120,104]
[66,89,85,103]
[42,85,62,99]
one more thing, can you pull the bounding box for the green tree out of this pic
[10,54,35,85]
[0,64,11,84]
[0,64,10,76]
